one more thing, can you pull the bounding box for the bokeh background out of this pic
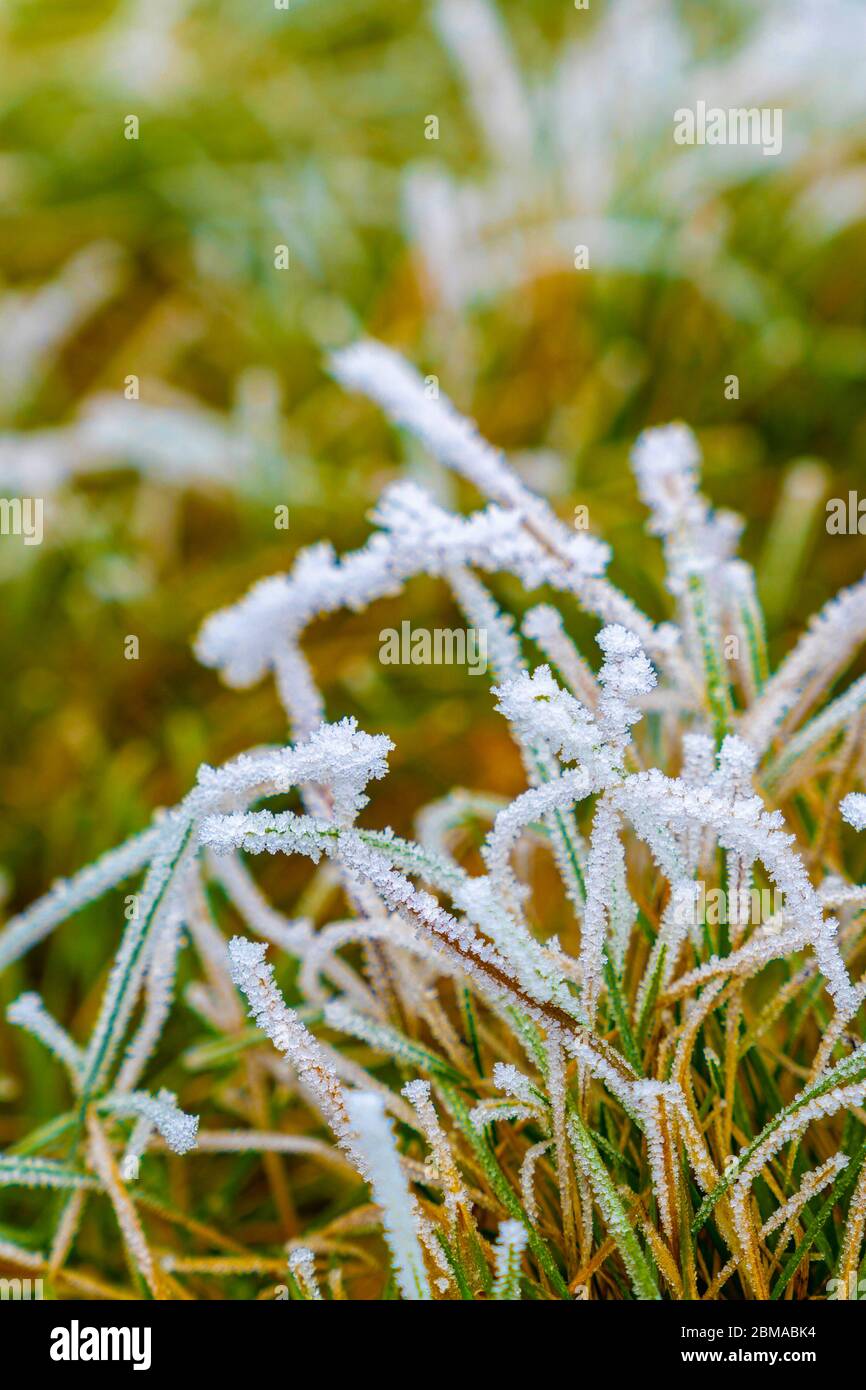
[2,0,866,1153]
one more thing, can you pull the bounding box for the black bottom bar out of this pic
[3,1296,858,1379]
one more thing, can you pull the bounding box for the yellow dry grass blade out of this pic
[86,1110,170,1300]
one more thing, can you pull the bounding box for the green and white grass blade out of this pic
[492,1218,528,1299]
[0,1157,97,1191]
[693,1045,866,1235]
[324,1001,468,1085]
[688,570,732,744]
[0,825,161,973]
[78,814,195,1107]
[568,1112,661,1300]
[439,1081,570,1297]
[770,1136,866,1300]
[764,674,866,791]
[728,561,769,698]
[603,947,643,1075]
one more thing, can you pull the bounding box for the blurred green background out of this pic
[2,0,866,1140]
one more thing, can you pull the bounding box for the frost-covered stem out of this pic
[722,852,751,1151]
[86,1110,162,1299]
[300,918,447,1011]
[191,1132,354,1170]
[671,978,727,1125]
[769,1154,848,1259]
[617,768,857,1016]
[523,604,599,709]
[402,1079,469,1236]
[344,1090,432,1301]
[208,809,595,1039]
[725,560,768,701]
[0,824,160,973]
[687,568,732,744]
[635,880,698,1024]
[49,1191,86,1275]
[730,1078,866,1299]
[741,574,866,756]
[7,992,83,1088]
[0,1238,44,1271]
[121,1110,158,1180]
[288,1247,323,1300]
[455,570,591,923]
[330,339,688,677]
[633,1082,679,1247]
[706,1155,847,1298]
[546,1029,579,1273]
[567,1111,660,1300]
[579,795,622,1025]
[114,903,186,1094]
[447,565,522,682]
[491,1218,528,1300]
[764,676,866,793]
[482,769,592,917]
[519,1139,552,1227]
[206,849,314,956]
[227,936,363,1172]
[78,809,195,1109]
[837,1159,866,1298]
[433,0,534,168]
[809,973,866,1085]
[273,644,325,743]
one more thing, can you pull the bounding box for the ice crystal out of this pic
[101,1089,199,1156]
[841,793,866,832]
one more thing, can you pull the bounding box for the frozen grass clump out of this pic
[2,343,866,1301]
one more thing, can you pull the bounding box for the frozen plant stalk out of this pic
[344,1091,431,1301]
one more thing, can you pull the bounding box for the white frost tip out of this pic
[631,423,703,536]
[840,793,866,832]
[288,1246,322,1300]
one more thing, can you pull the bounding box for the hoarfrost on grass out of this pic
[3,336,866,1301]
